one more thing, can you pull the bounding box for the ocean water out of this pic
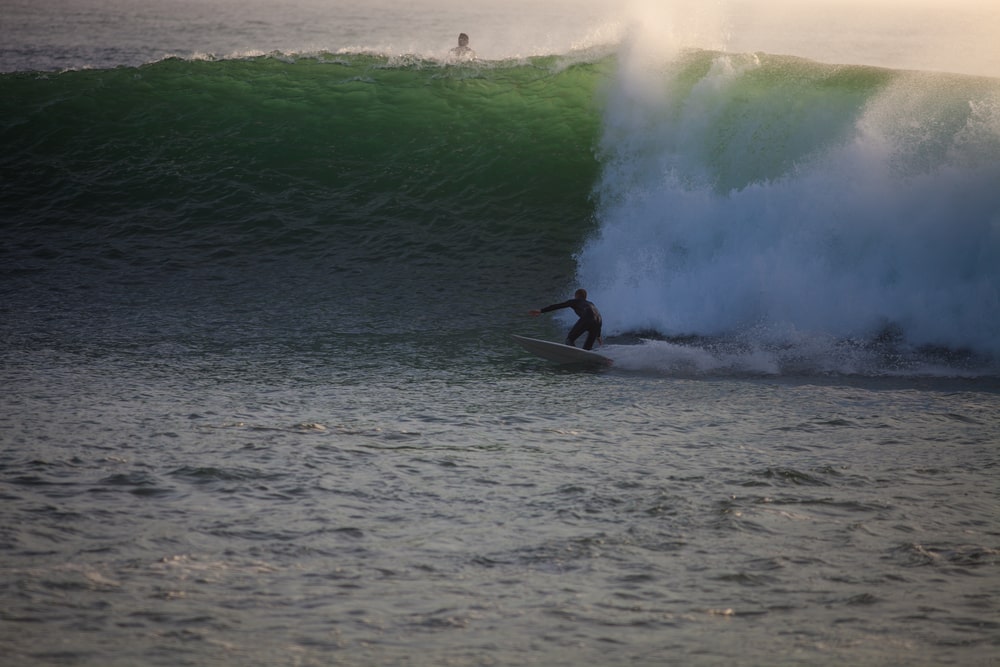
[1,1,999,665]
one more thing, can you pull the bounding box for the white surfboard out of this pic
[512,334,612,366]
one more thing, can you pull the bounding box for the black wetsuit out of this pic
[540,298,603,350]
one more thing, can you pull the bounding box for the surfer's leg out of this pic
[582,324,602,350]
[565,320,587,347]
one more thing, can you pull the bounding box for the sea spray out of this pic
[578,46,1000,368]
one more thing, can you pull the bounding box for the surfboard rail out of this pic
[511,334,612,366]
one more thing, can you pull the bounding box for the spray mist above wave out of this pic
[4,0,997,77]
[0,0,624,73]
[577,29,1000,372]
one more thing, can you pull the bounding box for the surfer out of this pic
[450,33,475,60]
[529,289,603,350]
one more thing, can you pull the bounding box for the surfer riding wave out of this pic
[529,289,603,350]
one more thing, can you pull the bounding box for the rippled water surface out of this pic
[2,344,998,666]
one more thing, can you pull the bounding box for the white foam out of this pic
[579,43,1000,361]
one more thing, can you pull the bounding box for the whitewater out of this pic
[1,1,999,666]
[583,48,1000,372]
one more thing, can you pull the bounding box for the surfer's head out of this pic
[575,288,587,299]
[458,33,469,47]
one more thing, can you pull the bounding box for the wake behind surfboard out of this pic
[511,335,612,367]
